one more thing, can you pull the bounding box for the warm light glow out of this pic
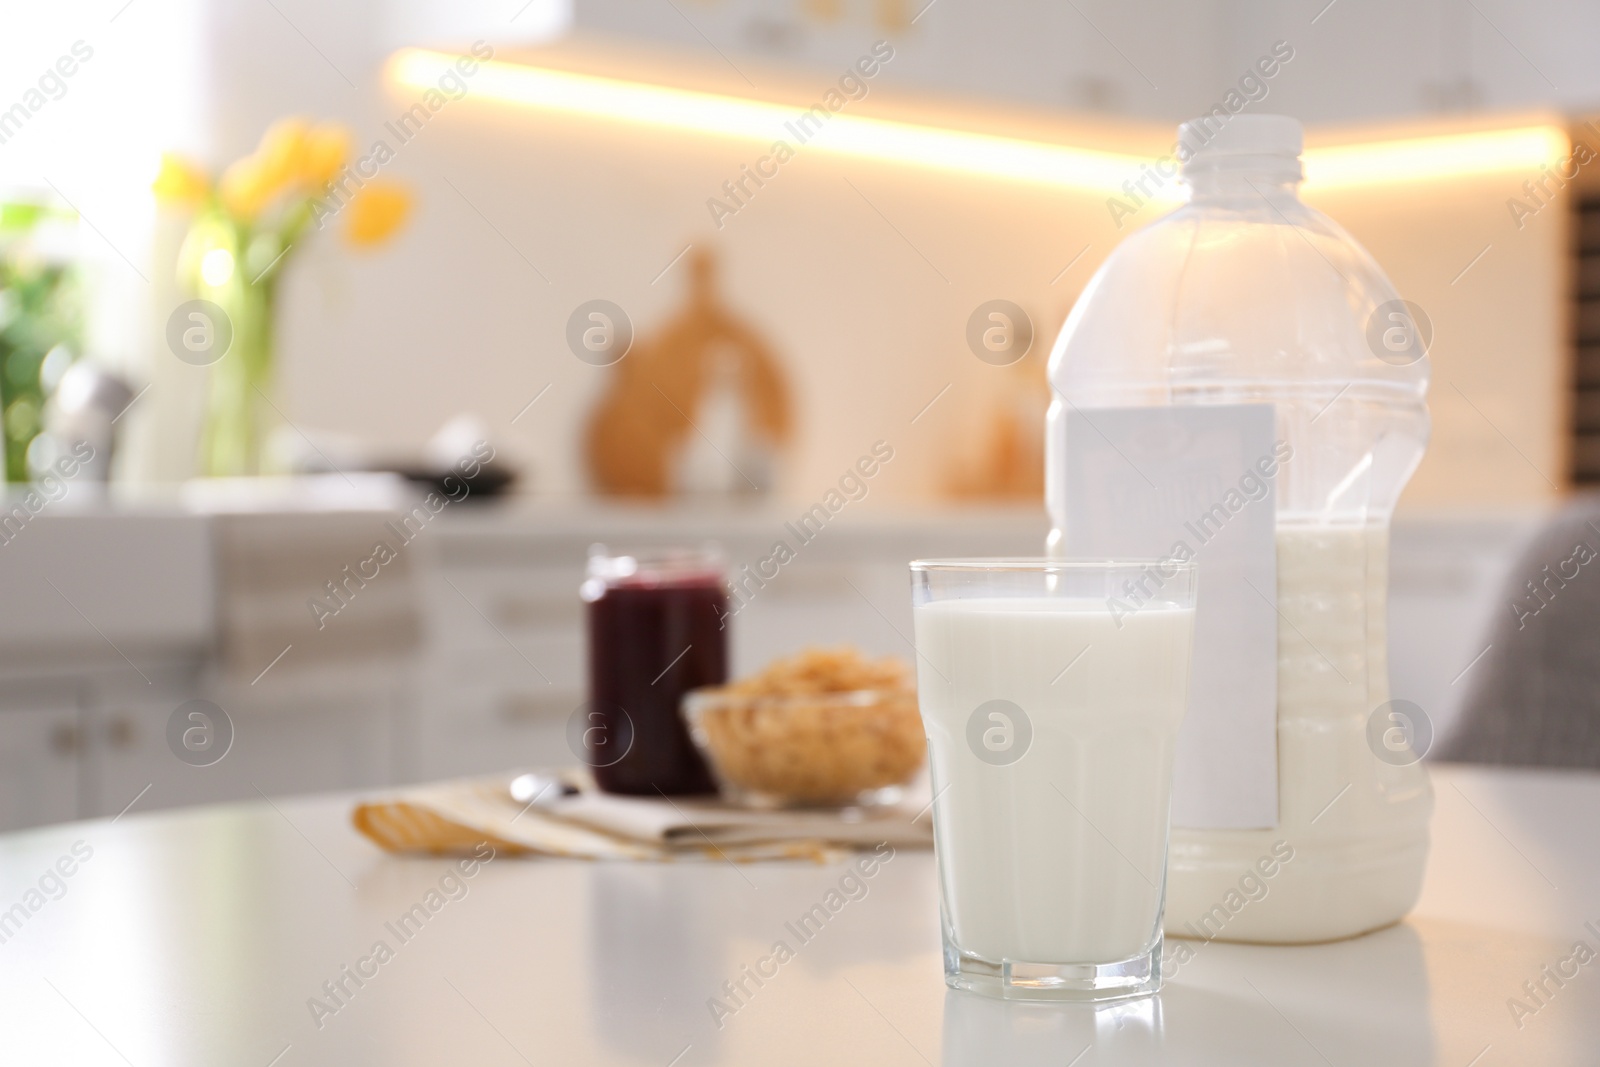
[390,48,1569,194]
[389,49,1143,193]
[1302,126,1570,190]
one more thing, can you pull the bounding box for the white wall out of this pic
[0,0,206,443]
[6,0,1578,508]
[272,58,1570,507]
[1305,128,1570,507]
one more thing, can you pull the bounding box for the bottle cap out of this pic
[1179,114,1302,159]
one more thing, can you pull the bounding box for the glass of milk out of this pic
[910,558,1197,1001]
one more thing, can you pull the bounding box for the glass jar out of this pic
[581,545,728,795]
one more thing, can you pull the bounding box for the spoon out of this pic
[509,771,578,809]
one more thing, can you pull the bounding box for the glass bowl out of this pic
[682,687,926,808]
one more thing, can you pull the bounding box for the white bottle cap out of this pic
[1178,114,1302,159]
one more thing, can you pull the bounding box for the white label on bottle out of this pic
[1062,404,1279,829]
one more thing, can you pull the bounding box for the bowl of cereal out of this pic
[682,648,926,807]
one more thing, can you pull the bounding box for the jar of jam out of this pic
[581,545,727,795]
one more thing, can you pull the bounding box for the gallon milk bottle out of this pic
[1046,115,1432,943]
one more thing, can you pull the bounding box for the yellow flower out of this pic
[152,153,210,208]
[301,123,352,190]
[344,180,412,248]
[255,117,310,197]
[218,156,274,220]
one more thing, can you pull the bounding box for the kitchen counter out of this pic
[0,494,1542,832]
[0,496,1049,830]
[0,762,1594,1065]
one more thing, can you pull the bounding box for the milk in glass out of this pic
[913,597,1193,964]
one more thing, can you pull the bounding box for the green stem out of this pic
[200,275,276,477]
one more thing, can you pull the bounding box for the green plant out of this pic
[0,201,81,483]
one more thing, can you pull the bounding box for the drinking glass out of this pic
[910,558,1198,1000]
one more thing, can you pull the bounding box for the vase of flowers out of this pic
[155,119,411,476]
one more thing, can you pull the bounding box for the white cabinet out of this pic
[412,682,577,780]
[416,560,588,777]
[0,503,1537,831]
[410,507,1049,784]
[0,702,81,832]
[221,688,398,798]
[87,682,402,818]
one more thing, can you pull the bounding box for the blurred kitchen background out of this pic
[0,0,1592,829]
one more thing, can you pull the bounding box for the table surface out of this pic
[1,763,1596,1067]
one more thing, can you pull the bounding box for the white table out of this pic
[1,763,1595,1066]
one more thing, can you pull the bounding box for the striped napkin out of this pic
[352,770,933,862]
